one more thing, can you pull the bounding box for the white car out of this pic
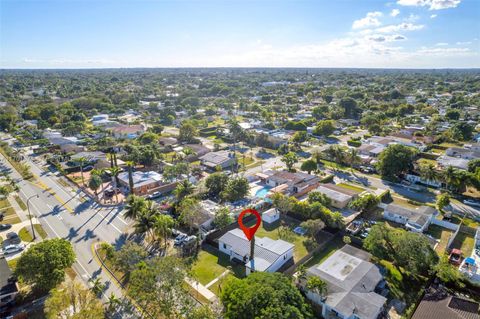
[1,243,25,256]
[464,199,480,208]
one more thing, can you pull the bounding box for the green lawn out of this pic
[18,226,33,242]
[425,224,453,254]
[7,257,19,270]
[14,195,27,210]
[190,244,245,287]
[244,217,310,261]
[304,236,344,268]
[34,224,48,239]
[1,206,21,224]
[336,183,365,193]
[0,199,10,209]
[209,273,235,296]
[450,232,475,254]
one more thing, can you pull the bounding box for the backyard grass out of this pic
[208,273,235,296]
[417,158,437,166]
[244,217,309,261]
[7,257,19,270]
[336,182,365,193]
[18,226,33,242]
[451,232,475,254]
[425,224,453,254]
[304,236,344,268]
[14,195,27,210]
[190,247,231,285]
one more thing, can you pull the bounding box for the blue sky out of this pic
[1,0,479,68]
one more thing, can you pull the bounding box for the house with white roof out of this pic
[218,228,294,275]
[303,245,387,319]
[383,204,435,233]
[118,171,174,195]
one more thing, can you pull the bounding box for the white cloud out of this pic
[435,42,448,45]
[456,41,472,45]
[368,34,407,42]
[376,22,424,33]
[352,11,383,29]
[390,9,401,17]
[416,46,471,55]
[397,0,461,10]
[405,14,420,22]
[430,14,437,18]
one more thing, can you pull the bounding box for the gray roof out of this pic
[307,245,386,319]
[437,155,470,170]
[385,204,434,227]
[199,151,232,166]
[316,185,352,202]
[219,228,294,272]
[118,171,162,188]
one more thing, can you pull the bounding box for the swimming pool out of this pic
[255,186,272,199]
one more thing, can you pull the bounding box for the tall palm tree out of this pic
[419,163,438,184]
[153,214,175,249]
[133,202,158,242]
[109,166,122,204]
[124,195,147,220]
[77,156,87,186]
[348,148,360,171]
[91,168,105,199]
[88,277,105,296]
[443,166,457,191]
[106,293,121,316]
[125,161,135,194]
[174,179,195,201]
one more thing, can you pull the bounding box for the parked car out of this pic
[6,232,20,245]
[146,192,162,200]
[181,235,197,246]
[449,249,463,265]
[0,224,12,231]
[173,234,187,246]
[0,212,3,221]
[463,199,480,208]
[1,243,25,256]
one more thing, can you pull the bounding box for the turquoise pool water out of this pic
[255,186,271,199]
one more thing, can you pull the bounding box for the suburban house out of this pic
[159,136,178,147]
[412,284,480,319]
[108,124,146,139]
[303,245,387,319]
[43,130,80,146]
[383,204,435,233]
[437,155,470,170]
[260,170,320,198]
[118,171,176,195]
[315,184,360,209]
[199,150,236,170]
[0,257,18,307]
[183,144,211,162]
[445,146,480,160]
[261,208,280,224]
[218,228,294,275]
[197,199,223,231]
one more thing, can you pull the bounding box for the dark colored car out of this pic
[0,224,12,231]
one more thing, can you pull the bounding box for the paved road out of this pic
[0,145,131,302]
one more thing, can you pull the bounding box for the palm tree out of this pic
[443,166,457,191]
[88,174,102,200]
[174,179,195,201]
[419,163,438,184]
[124,195,147,220]
[91,168,105,199]
[153,214,175,249]
[88,277,105,296]
[306,277,328,299]
[348,148,360,171]
[106,293,121,316]
[77,156,87,186]
[125,161,135,194]
[133,202,158,242]
[109,166,122,203]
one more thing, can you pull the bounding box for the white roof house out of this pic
[218,228,294,275]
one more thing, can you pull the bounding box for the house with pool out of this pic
[252,170,320,199]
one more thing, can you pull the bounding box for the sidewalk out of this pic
[185,278,217,302]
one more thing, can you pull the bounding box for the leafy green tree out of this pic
[174,179,195,201]
[221,272,312,319]
[339,97,357,118]
[436,193,450,213]
[124,195,147,220]
[138,132,159,144]
[307,191,331,206]
[281,152,298,172]
[179,121,198,143]
[15,239,75,292]
[348,193,379,213]
[300,159,317,174]
[313,120,335,136]
[214,207,232,229]
[435,255,465,288]
[154,214,175,249]
[205,172,229,198]
[178,197,202,232]
[88,174,102,198]
[468,159,480,173]
[376,144,418,180]
[44,281,104,319]
[300,219,325,238]
[113,242,148,274]
[221,176,249,202]
[128,257,193,319]
[305,276,327,297]
[271,192,294,214]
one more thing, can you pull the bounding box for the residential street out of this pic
[0,147,130,302]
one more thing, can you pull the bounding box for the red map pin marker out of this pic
[238,208,261,241]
